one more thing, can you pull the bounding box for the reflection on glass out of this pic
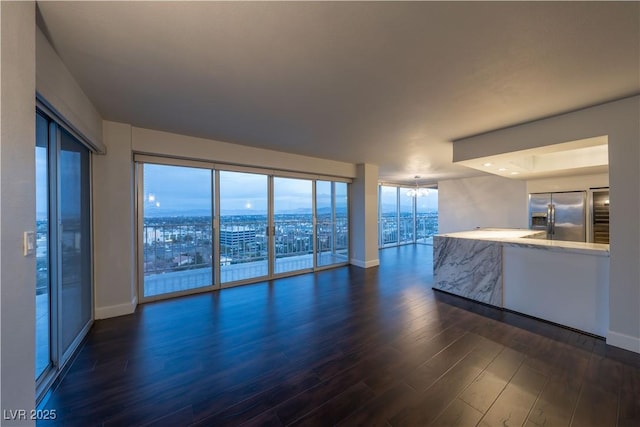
[379,186,398,246]
[317,181,349,266]
[142,164,213,297]
[219,171,268,283]
[35,113,50,379]
[274,177,313,274]
[59,129,92,354]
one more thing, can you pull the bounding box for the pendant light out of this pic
[407,176,430,197]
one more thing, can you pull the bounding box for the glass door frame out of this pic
[270,175,316,278]
[36,107,95,403]
[135,158,218,303]
[135,156,351,300]
[218,167,271,288]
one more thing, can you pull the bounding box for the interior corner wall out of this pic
[453,96,640,353]
[1,1,37,425]
[350,163,380,268]
[438,175,528,234]
[35,25,102,148]
[93,121,136,319]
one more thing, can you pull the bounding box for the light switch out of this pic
[24,231,35,256]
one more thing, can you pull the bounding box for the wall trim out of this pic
[350,258,380,269]
[607,330,640,353]
[95,296,138,320]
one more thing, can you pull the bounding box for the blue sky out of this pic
[143,164,357,217]
[39,162,436,219]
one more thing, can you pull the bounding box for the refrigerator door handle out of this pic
[550,204,555,235]
[547,204,553,237]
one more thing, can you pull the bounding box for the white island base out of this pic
[433,228,610,337]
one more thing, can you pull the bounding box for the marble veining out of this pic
[438,228,609,256]
[433,236,503,306]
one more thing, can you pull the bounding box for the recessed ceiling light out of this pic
[510,171,520,175]
[483,162,492,167]
[498,168,507,172]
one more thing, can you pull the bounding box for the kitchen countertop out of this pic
[436,228,610,256]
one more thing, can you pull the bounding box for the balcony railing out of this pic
[143,216,348,296]
[379,212,438,247]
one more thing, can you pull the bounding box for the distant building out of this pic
[220,225,256,247]
[173,254,194,266]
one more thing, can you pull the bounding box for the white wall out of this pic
[35,26,103,150]
[93,122,136,318]
[438,175,528,233]
[0,1,36,425]
[526,172,609,193]
[350,164,380,268]
[453,96,640,353]
[132,126,356,179]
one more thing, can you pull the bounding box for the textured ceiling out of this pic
[37,1,639,184]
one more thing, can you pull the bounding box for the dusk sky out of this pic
[40,161,437,220]
[143,164,358,217]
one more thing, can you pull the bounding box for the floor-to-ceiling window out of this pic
[136,157,350,299]
[334,182,349,262]
[316,181,349,267]
[219,170,269,284]
[273,177,313,274]
[416,188,439,244]
[399,189,414,244]
[140,164,214,298]
[379,185,399,246]
[378,184,438,247]
[58,129,92,357]
[36,108,93,401]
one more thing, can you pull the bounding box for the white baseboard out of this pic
[95,296,138,320]
[607,330,640,353]
[350,258,380,268]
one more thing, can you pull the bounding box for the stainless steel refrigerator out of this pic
[529,191,586,242]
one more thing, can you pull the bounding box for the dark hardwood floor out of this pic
[39,245,640,426]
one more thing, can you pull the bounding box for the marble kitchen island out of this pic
[433,228,610,336]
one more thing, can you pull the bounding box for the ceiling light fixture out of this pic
[483,162,493,167]
[407,176,430,197]
[498,168,507,172]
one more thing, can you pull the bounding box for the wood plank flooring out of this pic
[38,245,640,426]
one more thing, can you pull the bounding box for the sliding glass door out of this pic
[273,177,313,274]
[141,164,213,298]
[137,160,350,297]
[35,114,51,380]
[36,110,93,400]
[219,171,269,283]
[316,181,349,267]
[59,129,92,357]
